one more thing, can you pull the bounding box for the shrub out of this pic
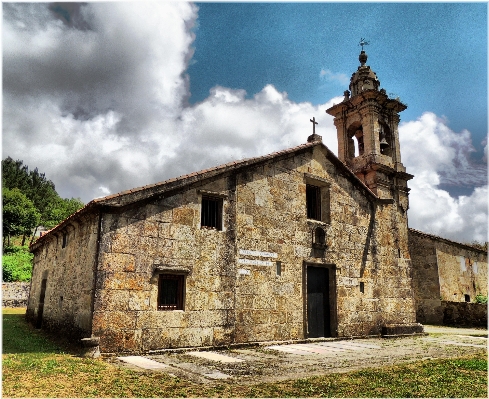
[2,246,33,282]
[475,294,488,304]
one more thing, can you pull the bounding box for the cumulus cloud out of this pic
[319,68,349,86]
[399,113,488,243]
[3,3,339,201]
[3,3,487,244]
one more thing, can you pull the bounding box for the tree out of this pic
[1,157,30,193]
[43,197,85,229]
[2,157,85,244]
[2,188,40,246]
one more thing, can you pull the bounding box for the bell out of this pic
[379,128,389,150]
[380,137,389,150]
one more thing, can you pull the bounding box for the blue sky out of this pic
[2,2,487,243]
[189,3,487,159]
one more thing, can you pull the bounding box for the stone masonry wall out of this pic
[441,301,487,327]
[2,282,30,307]
[409,229,487,325]
[92,144,418,353]
[26,214,99,340]
[92,176,237,353]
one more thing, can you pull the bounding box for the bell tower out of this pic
[326,44,413,208]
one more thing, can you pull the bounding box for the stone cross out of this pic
[359,38,369,50]
[310,117,318,135]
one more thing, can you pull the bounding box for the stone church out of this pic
[27,49,453,353]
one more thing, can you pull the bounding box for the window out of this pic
[62,232,68,248]
[158,274,185,310]
[201,196,222,230]
[314,227,326,245]
[464,294,470,303]
[306,184,321,220]
[276,261,282,276]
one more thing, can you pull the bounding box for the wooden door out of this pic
[307,267,330,337]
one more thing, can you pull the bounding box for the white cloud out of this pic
[2,3,486,244]
[319,68,349,85]
[399,113,488,243]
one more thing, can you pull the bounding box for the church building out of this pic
[27,49,426,353]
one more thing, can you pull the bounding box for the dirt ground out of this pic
[111,325,488,385]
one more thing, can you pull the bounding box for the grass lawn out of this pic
[3,307,487,398]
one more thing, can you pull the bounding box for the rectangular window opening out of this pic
[158,274,185,311]
[62,232,68,248]
[276,261,282,276]
[360,282,365,293]
[201,196,223,230]
[306,184,321,221]
[464,294,470,303]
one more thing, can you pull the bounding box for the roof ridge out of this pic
[408,227,487,253]
[93,141,316,204]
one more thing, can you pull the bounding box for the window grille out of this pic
[158,274,184,310]
[201,196,222,230]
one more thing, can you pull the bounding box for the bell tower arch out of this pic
[326,47,413,208]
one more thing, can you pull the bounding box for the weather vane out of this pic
[359,38,369,51]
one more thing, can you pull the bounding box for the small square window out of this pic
[201,196,223,230]
[158,274,185,310]
[306,184,321,221]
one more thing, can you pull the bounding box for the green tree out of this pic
[2,157,84,244]
[2,188,40,246]
[43,197,85,229]
[1,157,31,193]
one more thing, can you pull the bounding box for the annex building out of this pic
[27,50,485,354]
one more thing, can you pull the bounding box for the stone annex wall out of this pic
[27,213,100,340]
[441,301,487,327]
[2,282,30,307]
[409,229,488,326]
[92,144,417,353]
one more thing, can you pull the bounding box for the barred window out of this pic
[201,196,222,230]
[158,274,184,311]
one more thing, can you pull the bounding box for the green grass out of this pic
[3,308,487,398]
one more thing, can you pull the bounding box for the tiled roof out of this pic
[30,140,377,249]
[408,228,487,253]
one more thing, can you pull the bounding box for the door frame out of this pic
[303,262,337,338]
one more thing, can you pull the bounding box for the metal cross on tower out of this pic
[310,117,318,135]
[359,38,369,50]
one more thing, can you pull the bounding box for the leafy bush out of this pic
[2,246,33,282]
[475,294,488,304]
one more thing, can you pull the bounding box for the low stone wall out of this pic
[2,282,30,307]
[442,301,487,328]
[417,299,487,327]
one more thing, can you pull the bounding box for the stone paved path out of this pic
[117,355,169,370]
[112,327,487,385]
[266,341,382,355]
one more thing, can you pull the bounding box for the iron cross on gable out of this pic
[359,38,370,51]
[310,117,318,135]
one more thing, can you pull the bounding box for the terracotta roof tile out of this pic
[32,141,374,250]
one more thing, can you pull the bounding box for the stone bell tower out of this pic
[326,45,413,210]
